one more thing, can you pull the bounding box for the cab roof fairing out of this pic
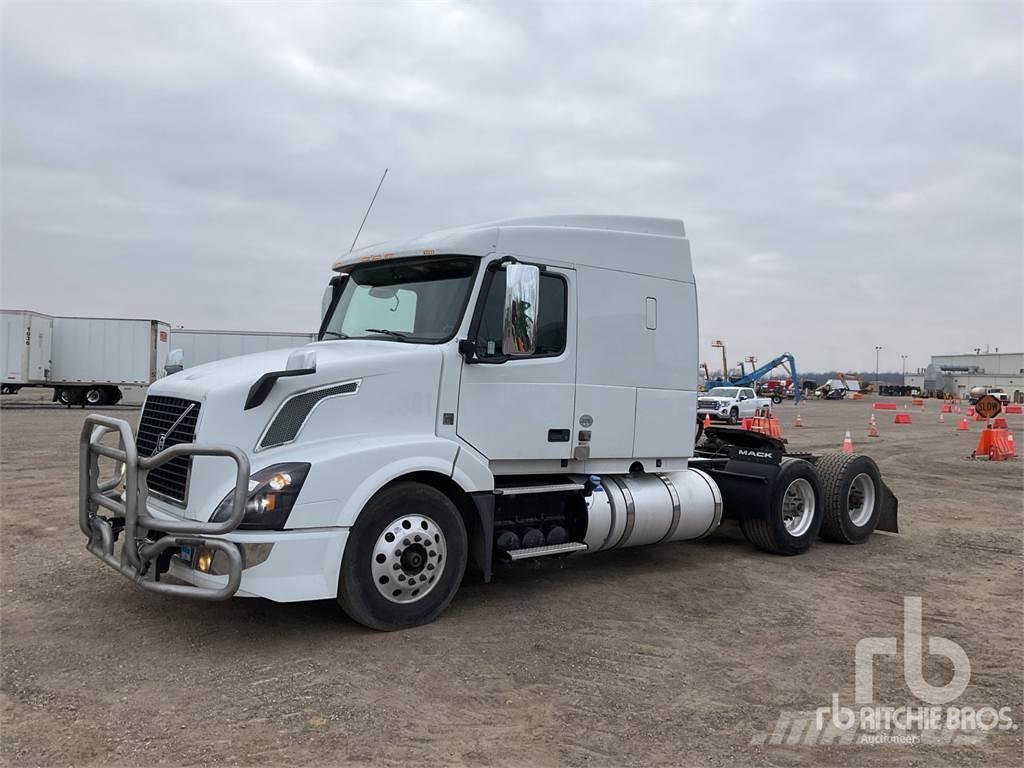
[330,215,691,281]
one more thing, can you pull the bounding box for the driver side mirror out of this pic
[164,348,184,375]
[502,264,540,357]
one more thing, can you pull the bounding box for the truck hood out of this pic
[145,340,446,519]
[155,340,431,402]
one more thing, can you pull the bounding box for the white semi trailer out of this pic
[169,329,316,369]
[78,216,898,630]
[2,310,170,405]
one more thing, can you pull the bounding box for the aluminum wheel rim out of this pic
[371,514,446,604]
[782,478,815,537]
[86,390,102,404]
[847,473,876,527]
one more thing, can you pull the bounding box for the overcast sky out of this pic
[2,1,1021,372]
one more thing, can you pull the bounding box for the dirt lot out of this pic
[1,396,1022,767]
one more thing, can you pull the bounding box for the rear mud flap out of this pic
[876,480,899,533]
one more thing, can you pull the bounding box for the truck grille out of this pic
[698,399,717,410]
[136,396,202,504]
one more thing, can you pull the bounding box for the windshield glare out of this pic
[320,256,478,343]
[708,388,739,397]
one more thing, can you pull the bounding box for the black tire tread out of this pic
[338,481,467,631]
[739,457,822,556]
[816,452,880,544]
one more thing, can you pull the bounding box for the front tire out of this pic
[727,408,739,425]
[338,482,467,631]
[740,458,823,555]
[816,453,882,544]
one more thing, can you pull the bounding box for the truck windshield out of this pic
[708,388,739,397]
[320,256,478,343]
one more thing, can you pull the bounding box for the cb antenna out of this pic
[348,167,388,253]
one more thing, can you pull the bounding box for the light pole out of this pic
[900,354,908,378]
[875,346,882,391]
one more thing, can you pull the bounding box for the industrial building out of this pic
[906,352,1024,401]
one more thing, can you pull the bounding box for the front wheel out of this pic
[727,408,739,425]
[771,394,783,404]
[338,482,467,631]
[740,458,823,555]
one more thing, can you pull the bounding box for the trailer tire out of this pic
[816,453,882,544]
[338,481,467,631]
[740,458,823,555]
[56,387,81,407]
[84,387,105,406]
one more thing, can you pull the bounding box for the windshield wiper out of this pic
[321,331,349,339]
[364,328,410,341]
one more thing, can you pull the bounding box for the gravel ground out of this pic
[1,395,1022,767]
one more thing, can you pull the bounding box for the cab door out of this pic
[738,387,758,417]
[456,262,576,461]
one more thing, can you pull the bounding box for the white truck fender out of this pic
[452,443,494,493]
[283,435,465,528]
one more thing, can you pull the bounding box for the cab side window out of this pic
[475,269,567,358]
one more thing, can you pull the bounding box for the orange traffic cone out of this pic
[869,413,877,427]
[957,418,969,432]
[794,412,803,428]
[868,420,880,438]
[842,430,854,454]
[703,413,711,431]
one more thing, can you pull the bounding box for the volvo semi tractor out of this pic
[78,216,898,630]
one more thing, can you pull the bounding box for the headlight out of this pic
[210,462,311,530]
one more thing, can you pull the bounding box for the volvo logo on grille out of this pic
[155,403,195,453]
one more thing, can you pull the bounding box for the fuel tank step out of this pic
[493,482,585,496]
[505,542,588,560]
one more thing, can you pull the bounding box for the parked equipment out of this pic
[2,310,170,405]
[76,215,897,631]
[702,352,802,404]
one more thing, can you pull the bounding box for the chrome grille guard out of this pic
[78,414,251,601]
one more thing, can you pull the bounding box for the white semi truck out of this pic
[2,310,170,405]
[78,216,898,630]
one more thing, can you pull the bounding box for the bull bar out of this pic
[79,414,251,600]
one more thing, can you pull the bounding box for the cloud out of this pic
[1,0,1021,371]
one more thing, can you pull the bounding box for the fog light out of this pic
[195,546,213,573]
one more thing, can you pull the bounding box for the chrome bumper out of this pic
[78,414,250,601]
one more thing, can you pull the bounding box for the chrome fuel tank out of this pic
[574,469,722,552]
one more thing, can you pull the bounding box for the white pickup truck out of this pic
[697,386,772,425]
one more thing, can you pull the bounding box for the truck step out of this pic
[493,482,584,496]
[505,542,588,560]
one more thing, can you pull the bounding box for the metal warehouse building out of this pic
[906,352,1024,401]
